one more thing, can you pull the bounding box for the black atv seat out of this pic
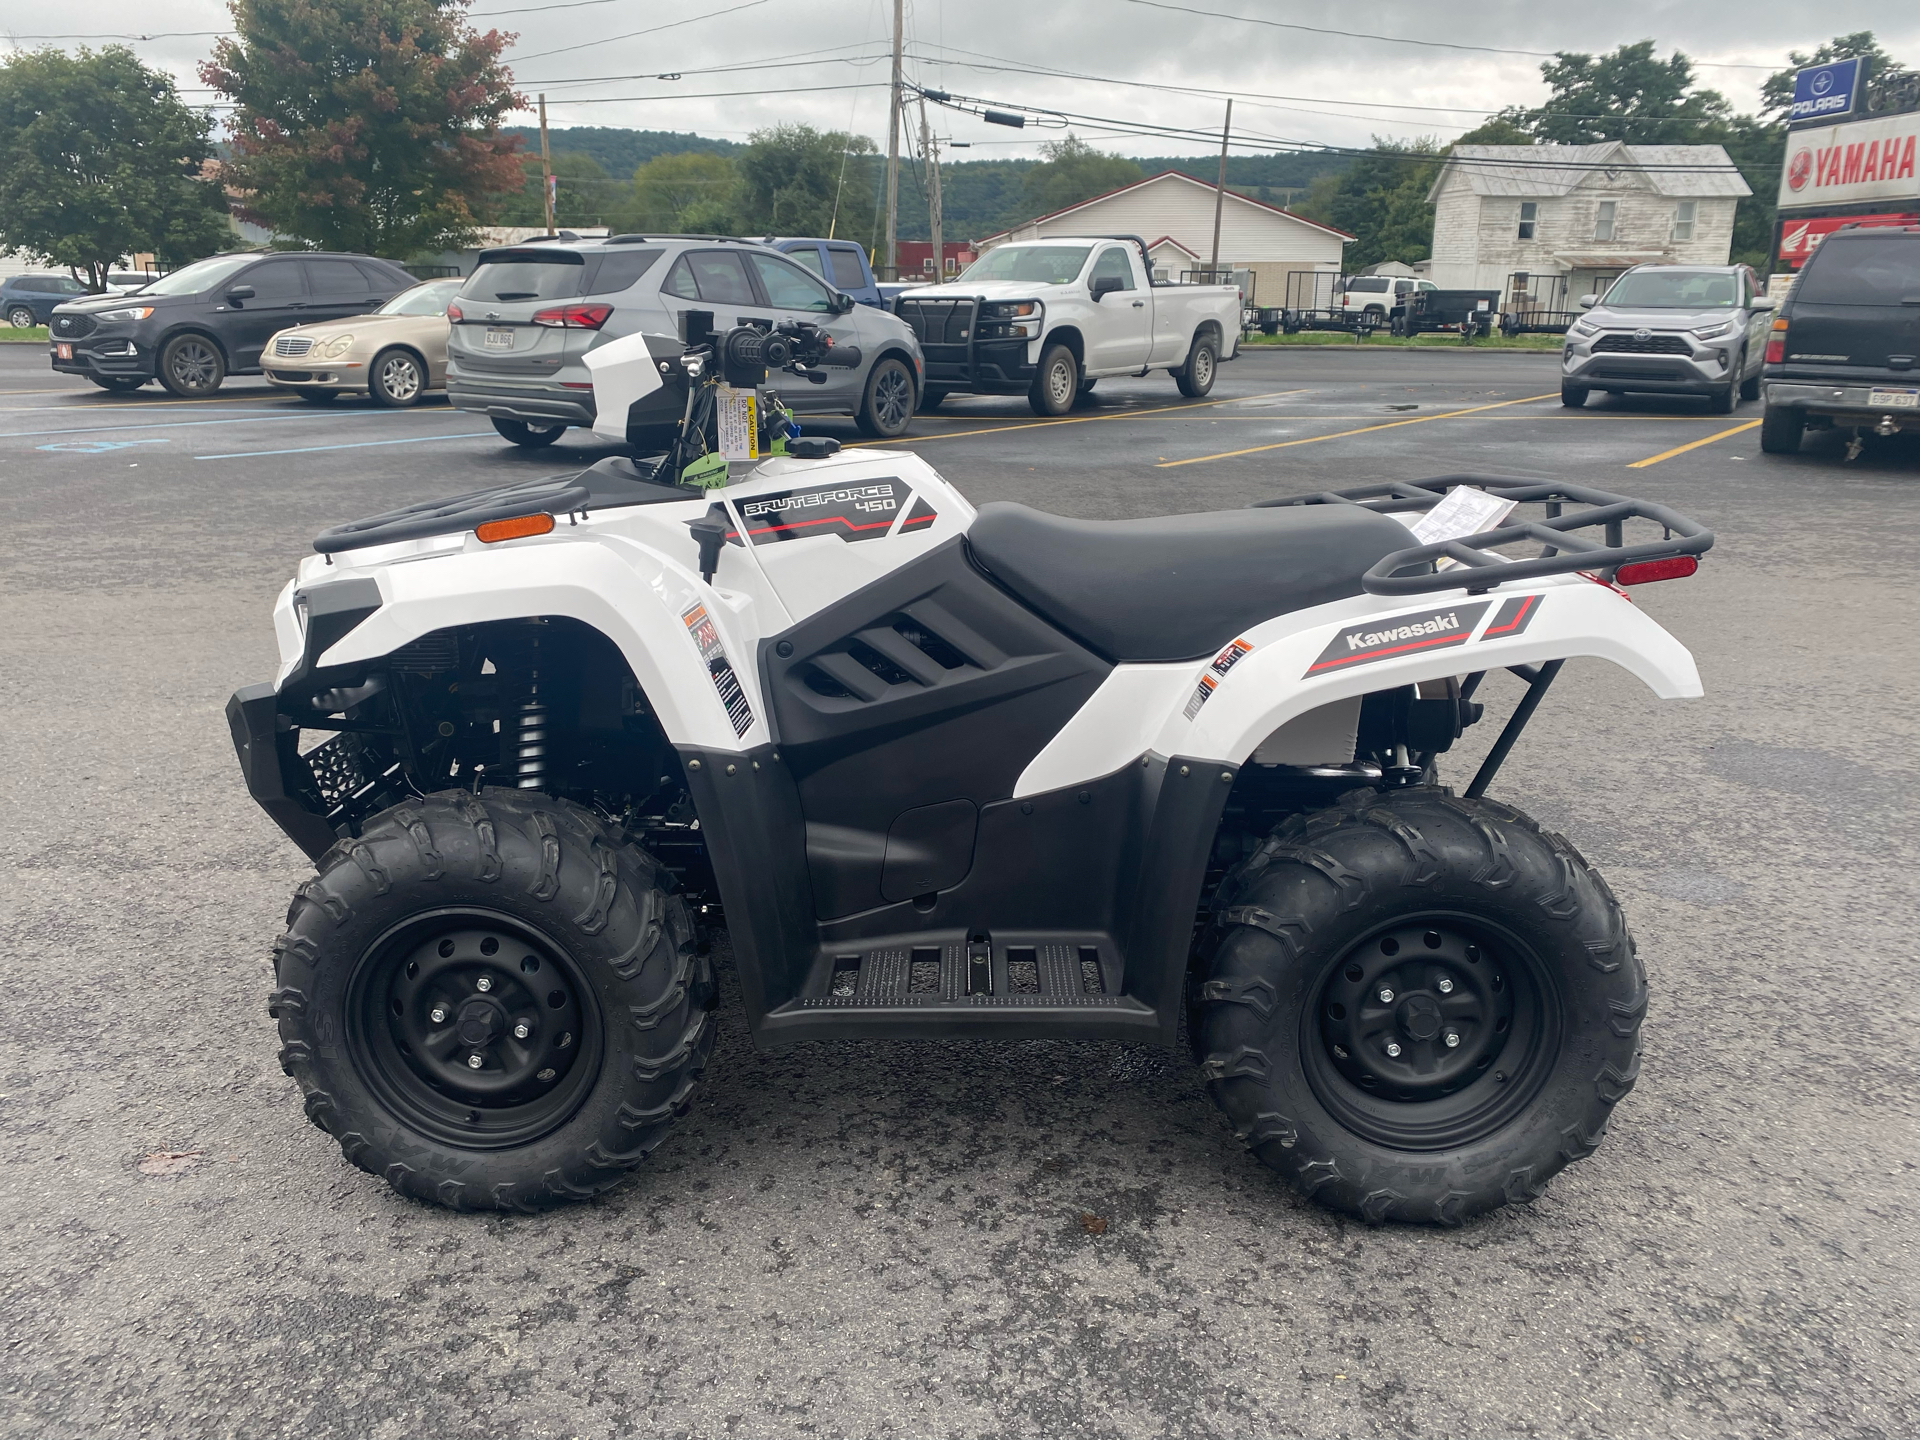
[966,501,1418,663]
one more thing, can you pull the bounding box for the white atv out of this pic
[229,317,1713,1223]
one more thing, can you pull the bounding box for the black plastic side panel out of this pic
[760,537,1111,919]
[677,742,817,1034]
[1117,756,1237,1032]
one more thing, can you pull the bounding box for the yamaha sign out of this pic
[1791,58,1861,124]
[1777,111,1920,209]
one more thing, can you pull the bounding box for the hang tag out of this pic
[1407,486,1518,569]
[716,385,759,461]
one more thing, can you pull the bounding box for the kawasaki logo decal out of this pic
[1305,602,1491,675]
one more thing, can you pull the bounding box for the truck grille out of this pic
[274,336,314,357]
[896,297,976,359]
[1592,332,1691,355]
[52,314,96,339]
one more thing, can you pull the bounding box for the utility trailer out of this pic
[1497,272,1592,337]
[1394,288,1500,338]
[1279,272,1386,336]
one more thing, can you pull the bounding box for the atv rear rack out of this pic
[1257,473,1713,596]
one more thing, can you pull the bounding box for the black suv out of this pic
[49,251,415,396]
[1761,225,1920,454]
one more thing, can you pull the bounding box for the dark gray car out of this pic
[444,235,925,449]
[1560,264,1774,414]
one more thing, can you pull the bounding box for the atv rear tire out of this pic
[1192,788,1644,1225]
[271,788,715,1211]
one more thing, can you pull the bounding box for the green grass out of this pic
[1241,330,1564,351]
[0,325,47,343]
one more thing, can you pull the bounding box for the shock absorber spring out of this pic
[515,631,548,790]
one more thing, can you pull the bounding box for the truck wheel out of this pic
[917,385,950,412]
[1191,788,1644,1225]
[159,334,226,397]
[271,788,715,1212]
[1759,403,1805,454]
[492,417,566,448]
[1175,336,1218,398]
[1560,384,1588,408]
[856,355,916,437]
[1028,343,1079,416]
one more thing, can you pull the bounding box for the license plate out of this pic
[1867,387,1918,408]
[484,328,515,351]
[55,342,72,359]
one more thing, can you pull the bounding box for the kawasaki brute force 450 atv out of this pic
[229,315,1712,1224]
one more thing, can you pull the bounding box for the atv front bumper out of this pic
[227,683,339,861]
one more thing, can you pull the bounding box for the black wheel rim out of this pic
[170,341,218,390]
[1301,912,1561,1151]
[346,908,604,1150]
[872,364,911,431]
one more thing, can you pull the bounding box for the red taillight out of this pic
[530,303,613,329]
[1763,316,1786,364]
[1615,555,1698,586]
[446,302,463,323]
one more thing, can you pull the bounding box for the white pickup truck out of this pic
[892,235,1241,415]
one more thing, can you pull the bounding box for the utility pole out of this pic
[538,94,555,235]
[920,98,944,285]
[884,0,903,281]
[1209,98,1232,278]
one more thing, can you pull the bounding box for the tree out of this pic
[1758,32,1896,119]
[615,151,738,234]
[201,0,525,257]
[0,47,231,290]
[732,125,876,238]
[1294,138,1441,270]
[1513,41,1731,145]
[1019,135,1142,219]
[489,151,617,228]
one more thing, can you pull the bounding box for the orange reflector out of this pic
[1615,555,1697,586]
[475,512,555,543]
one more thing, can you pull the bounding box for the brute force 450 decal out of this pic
[731,477,910,544]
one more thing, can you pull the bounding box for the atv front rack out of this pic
[1256,473,1713,596]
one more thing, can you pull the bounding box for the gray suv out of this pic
[446,234,924,448]
[1560,264,1773,413]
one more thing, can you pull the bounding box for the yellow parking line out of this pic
[1155,392,1561,467]
[861,389,1310,445]
[1626,419,1762,468]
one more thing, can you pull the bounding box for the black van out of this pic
[1760,224,1920,453]
[49,251,416,397]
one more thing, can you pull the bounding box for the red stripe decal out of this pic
[1481,594,1538,637]
[1306,632,1471,673]
[743,514,896,539]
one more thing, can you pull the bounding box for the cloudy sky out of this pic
[10,0,1919,159]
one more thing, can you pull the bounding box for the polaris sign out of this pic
[1791,58,1861,123]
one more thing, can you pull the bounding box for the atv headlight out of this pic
[94,306,155,323]
[321,333,355,358]
[1690,319,1735,340]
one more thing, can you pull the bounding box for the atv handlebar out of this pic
[1257,474,1714,595]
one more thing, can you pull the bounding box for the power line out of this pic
[1117,0,1777,71]
[507,0,770,65]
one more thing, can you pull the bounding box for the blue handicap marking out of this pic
[36,438,173,454]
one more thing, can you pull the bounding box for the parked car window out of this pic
[1346,277,1389,293]
[1089,246,1135,291]
[958,245,1092,284]
[1795,235,1920,305]
[461,253,585,302]
[661,256,699,300]
[140,255,256,296]
[747,252,834,312]
[783,246,825,276]
[304,259,370,295]
[377,279,464,316]
[683,251,757,305]
[354,261,402,290]
[1602,269,1736,308]
[828,248,867,290]
[239,262,306,300]
[585,248,663,295]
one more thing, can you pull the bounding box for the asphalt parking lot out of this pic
[1,341,1914,1440]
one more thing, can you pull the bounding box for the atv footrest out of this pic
[799,940,1124,1007]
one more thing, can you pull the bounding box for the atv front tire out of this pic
[1192,788,1644,1225]
[271,789,714,1211]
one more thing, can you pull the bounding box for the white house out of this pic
[977,170,1352,308]
[1425,143,1750,305]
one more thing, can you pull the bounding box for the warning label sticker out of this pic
[681,602,754,737]
[716,385,759,461]
[1185,637,1253,719]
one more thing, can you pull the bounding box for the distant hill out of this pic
[505,126,1350,241]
